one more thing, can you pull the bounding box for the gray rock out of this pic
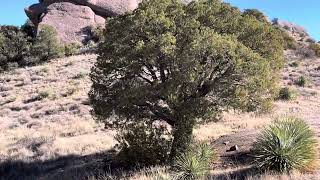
[38,2,106,44]
[25,0,140,44]
[273,18,308,36]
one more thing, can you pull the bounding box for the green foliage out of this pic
[243,9,268,22]
[277,87,297,101]
[253,116,317,173]
[32,25,64,61]
[64,43,81,56]
[90,0,284,161]
[309,43,320,57]
[280,30,298,50]
[0,26,31,71]
[174,143,216,180]
[289,61,300,67]
[90,25,105,43]
[21,20,36,39]
[0,24,63,72]
[114,123,172,167]
[295,76,309,87]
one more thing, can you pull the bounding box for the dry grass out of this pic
[0,55,115,164]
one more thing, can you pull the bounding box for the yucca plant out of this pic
[174,142,216,180]
[253,116,318,173]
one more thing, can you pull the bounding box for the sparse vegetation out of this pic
[64,43,81,56]
[309,43,320,57]
[277,87,297,100]
[253,116,317,173]
[295,76,309,87]
[174,142,216,180]
[289,61,300,67]
[73,71,87,79]
[280,30,298,50]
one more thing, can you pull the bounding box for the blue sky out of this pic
[0,0,319,40]
[224,0,320,40]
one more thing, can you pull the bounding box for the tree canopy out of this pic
[89,0,284,161]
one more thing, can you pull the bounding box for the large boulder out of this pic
[39,2,105,44]
[25,0,140,44]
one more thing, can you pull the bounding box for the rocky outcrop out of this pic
[273,18,315,43]
[25,0,139,44]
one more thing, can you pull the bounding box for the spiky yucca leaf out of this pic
[253,116,317,173]
[174,143,216,180]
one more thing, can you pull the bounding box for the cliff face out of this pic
[25,0,139,44]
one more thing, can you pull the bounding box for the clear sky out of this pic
[0,0,319,40]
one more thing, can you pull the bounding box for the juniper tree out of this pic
[89,0,284,160]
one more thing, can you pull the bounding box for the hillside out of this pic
[0,50,319,179]
[1,1,320,179]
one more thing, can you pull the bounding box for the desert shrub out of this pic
[280,30,298,50]
[0,24,63,72]
[174,142,216,179]
[306,38,316,44]
[64,43,81,56]
[253,116,317,173]
[296,45,316,58]
[243,9,268,22]
[32,25,64,62]
[295,76,309,87]
[21,20,36,39]
[0,26,31,71]
[90,25,105,43]
[277,87,297,101]
[114,122,172,167]
[309,43,320,57]
[289,61,300,67]
[90,0,284,162]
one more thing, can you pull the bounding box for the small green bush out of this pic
[64,43,81,56]
[0,26,31,70]
[243,9,268,22]
[90,25,105,43]
[174,142,216,180]
[280,30,298,50]
[32,25,64,61]
[309,43,320,57]
[277,87,297,101]
[296,46,316,58]
[289,61,299,67]
[0,24,64,72]
[295,76,309,87]
[115,122,172,167]
[253,116,317,173]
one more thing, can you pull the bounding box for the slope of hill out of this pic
[0,55,117,179]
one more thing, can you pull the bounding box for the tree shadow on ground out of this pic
[0,150,116,180]
[208,166,259,180]
[209,150,260,180]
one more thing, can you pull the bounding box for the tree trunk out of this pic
[169,118,195,161]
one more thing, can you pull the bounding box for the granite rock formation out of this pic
[25,0,139,44]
